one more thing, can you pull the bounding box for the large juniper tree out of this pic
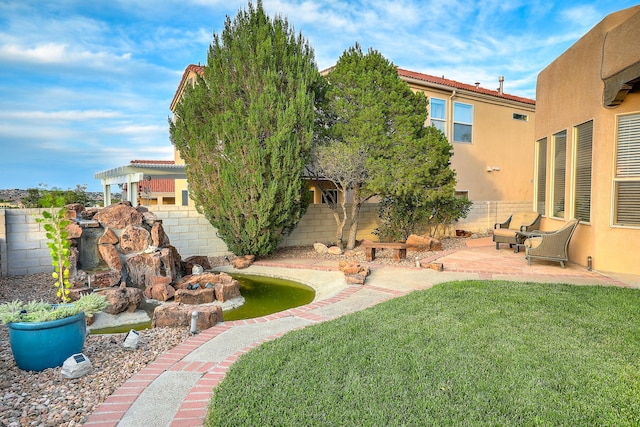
[310,44,457,249]
[170,1,318,256]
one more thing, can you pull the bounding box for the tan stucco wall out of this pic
[408,84,535,202]
[535,5,640,275]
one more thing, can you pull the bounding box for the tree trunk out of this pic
[345,185,363,250]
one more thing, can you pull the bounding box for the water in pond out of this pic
[222,274,315,321]
[89,273,314,334]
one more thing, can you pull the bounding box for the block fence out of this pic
[0,200,532,277]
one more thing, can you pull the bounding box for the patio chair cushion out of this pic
[508,212,540,230]
[524,237,542,249]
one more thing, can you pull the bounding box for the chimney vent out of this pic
[498,76,504,95]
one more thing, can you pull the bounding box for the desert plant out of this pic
[36,194,72,303]
[0,293,108,324]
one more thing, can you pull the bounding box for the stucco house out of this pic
[534,4,640,275]
[169,64,536,234]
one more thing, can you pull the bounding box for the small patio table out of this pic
[514,231,535,254]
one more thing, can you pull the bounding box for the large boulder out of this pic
[65,221,83,239]
[151,221,171,248]
[144,277,176,302]
[182,255,211,275]
[406,234,442,251]
[152,303,223,330]
[119,225,152,254]
[232,255,255,269]
[125,248,178,288]
[90,269,122,288]
[94,203,143,229]
[101,284,144,314]
[214,282,241,302]
[175,288,216,304]
[98,228,119,245]
[98,244,122,271]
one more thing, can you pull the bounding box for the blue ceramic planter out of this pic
[7,312,86,371]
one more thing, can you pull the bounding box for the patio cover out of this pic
[94,162,186,207]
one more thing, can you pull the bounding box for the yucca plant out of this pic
[36,194,72,303]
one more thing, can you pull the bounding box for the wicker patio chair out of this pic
[523,218,580,268]
[493,211,541,250]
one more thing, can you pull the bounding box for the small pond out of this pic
[89,273,315,334]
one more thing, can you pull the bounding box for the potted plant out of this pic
[0,196,107,371]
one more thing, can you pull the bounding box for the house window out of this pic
[322,189,338,205]
[181,190,189,206]
[613,113,640,226]
[573,121,593,223]
[535,138,547,216]
[430,98,446,134]
[453,102,473,143]
[551,130,567,218]
[513,113,528,121]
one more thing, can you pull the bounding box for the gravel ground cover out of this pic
[0,236,471,426]
[0,274,191,427]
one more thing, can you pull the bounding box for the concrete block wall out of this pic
[1,208,52,277]
[0,200,534,276]
[456,201,534,235]
[0,209,6,277]
[280,204,380,246]
[147,205,229,258]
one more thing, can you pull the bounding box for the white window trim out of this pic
[611,112,640,229]
[453,101,473,143]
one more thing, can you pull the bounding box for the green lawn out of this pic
[206,281,640,426]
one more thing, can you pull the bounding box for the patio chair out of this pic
[493,211,541,250]
[523,218,580,268]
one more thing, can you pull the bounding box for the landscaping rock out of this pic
[232,255,255,269]
[406,234,442,251]
[338,260,370,285]
[313,242,328,254]
[151,221,171,247]
[183,255,211,274]
[126,248,178,288]
[144,282,175,302]
[98,227,119,245]
[101,283,144,314]
[66,221,83,239]
[214,281,241,302]
[175,288,215,304]
[327,246,343,255]
[152,303,222,330]
[175,272,221,290]
[90,269,122,288]
[98,244,122,271]
[93,202,143,229]
[119,225,152,254]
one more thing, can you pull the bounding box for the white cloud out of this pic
[4,110,123,120]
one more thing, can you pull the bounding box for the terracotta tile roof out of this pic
[139,179,174,193]
[173,64,535,110]
[397,68,535,105]
[170,64,204,112]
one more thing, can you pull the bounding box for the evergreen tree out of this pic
[312,44,458,249]
[170,1,318,256]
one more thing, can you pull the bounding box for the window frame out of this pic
[572,120,593,224]
[429,97,446,135]
[612,113,640,228]
[551,130,567,219]
[453,102,473,143]
[535,138,547,216]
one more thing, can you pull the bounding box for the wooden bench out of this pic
[362,242,408,262]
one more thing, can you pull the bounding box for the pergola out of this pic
[94,162,186,207]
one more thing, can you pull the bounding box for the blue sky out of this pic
[0,0,637,192]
